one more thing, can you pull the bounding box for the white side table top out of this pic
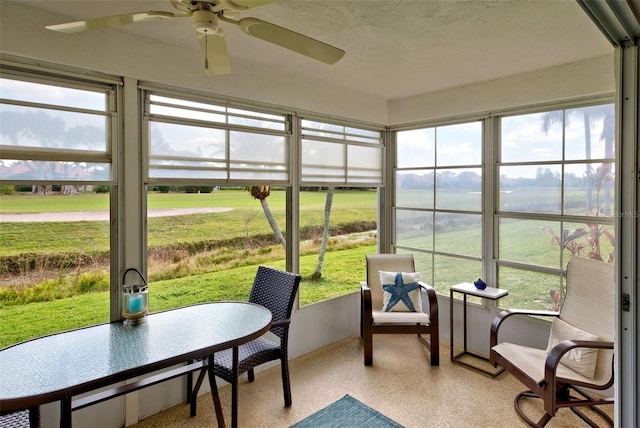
[450,282,508,300]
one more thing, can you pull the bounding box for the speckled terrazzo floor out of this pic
[130,335,613,428]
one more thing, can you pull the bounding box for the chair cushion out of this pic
[492,340,611,387]
[372,309,430,324]
[546,318,599,379]
[379,271,423,312]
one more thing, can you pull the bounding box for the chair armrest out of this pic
[542,339,614,404]
[418,281,438,323]
[360,281,372,316]
[545,339,614,372]
[271,319,290,328]
[489,309,560,364]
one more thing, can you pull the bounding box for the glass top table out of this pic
[0,302,272,427]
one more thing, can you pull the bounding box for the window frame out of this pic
[391,98,616,312]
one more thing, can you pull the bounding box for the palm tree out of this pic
[247,186,286,248]
[311,186,335,280]
[541,105,614,214]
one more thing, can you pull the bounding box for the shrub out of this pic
[75,271,109,293]
[94,185,110,193]
[0,185,14,195]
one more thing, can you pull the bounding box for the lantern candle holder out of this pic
[122,268,149,326]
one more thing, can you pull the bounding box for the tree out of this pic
[311,186,335,280]
[247,186,286,248]
[541,105,614,214]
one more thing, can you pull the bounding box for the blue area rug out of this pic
[290,394,404,428]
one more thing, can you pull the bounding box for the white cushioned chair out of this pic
[490,257,615,427]
[360,253,439,366]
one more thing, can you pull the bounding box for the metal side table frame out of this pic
[450,282,508,378]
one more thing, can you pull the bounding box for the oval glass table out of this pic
[0,302,272,428]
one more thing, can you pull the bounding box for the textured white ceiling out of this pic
[14,0,612,101]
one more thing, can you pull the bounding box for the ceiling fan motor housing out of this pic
[192,10,220,34]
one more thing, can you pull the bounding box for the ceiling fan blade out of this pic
[236,17,345,64]
[229,0,281,9]
[46,11,181,33]
[197,32,231,75]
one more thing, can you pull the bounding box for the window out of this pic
[395,121,483,295]
[0,72,117,347]
[144,90,291,311]
[144,100,383,309]
[298,118,382,305]
[146,94,288,182]
[497,104,615,310]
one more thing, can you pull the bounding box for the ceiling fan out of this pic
[45,0,345,75]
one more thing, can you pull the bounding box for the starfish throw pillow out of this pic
[379,271,423,312]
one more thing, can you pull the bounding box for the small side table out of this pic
[450,282,508,377]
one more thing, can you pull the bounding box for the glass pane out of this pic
[564,162,615,216]
[229,132,285,164]
[0,160,111,181]
[344,126,379,139]
[150,104,226,123]
[501,111,563,162]
[434,212,482,257]
[436,122,482,166]
[302,140,344,167]
[499,218,561,268]
[348,145,381,169]
[0,184,110,347]
[562,221,615,265]
[148,167,227,180]
[433,255,482,297]
[149,122,225,159]
[497,266,562,311]
[499,165,561,213]
[301,119,342,133]
[347,145,382,184]
[396,170,433,209]
[151,95,225,112]
[435,168,482,210]
[395,209,433,251]
[229,170,287,180]
[228,108,285,131]
[228,107,283,121]
[408,250,432,284]
[565,104,615,161]
[146,187,286,312]
[0,78,106,110]
[298,189,377,306]
[149,95,226,123]
[1,104,107,151]
[397,128,435,168]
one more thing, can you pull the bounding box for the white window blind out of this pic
[146,94,289,183]
[300,119,383,186]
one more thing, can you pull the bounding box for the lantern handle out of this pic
[122,267,147,285]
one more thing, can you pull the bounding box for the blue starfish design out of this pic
[382,273,420,311]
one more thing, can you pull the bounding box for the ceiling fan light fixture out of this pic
[192,10,221,34]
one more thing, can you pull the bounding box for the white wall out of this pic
[388,54,614,125]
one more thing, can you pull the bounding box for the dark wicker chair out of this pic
[490,257,615,427]
[190,266,301,428]
[360,253,439,366]
[0,408,40,428]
